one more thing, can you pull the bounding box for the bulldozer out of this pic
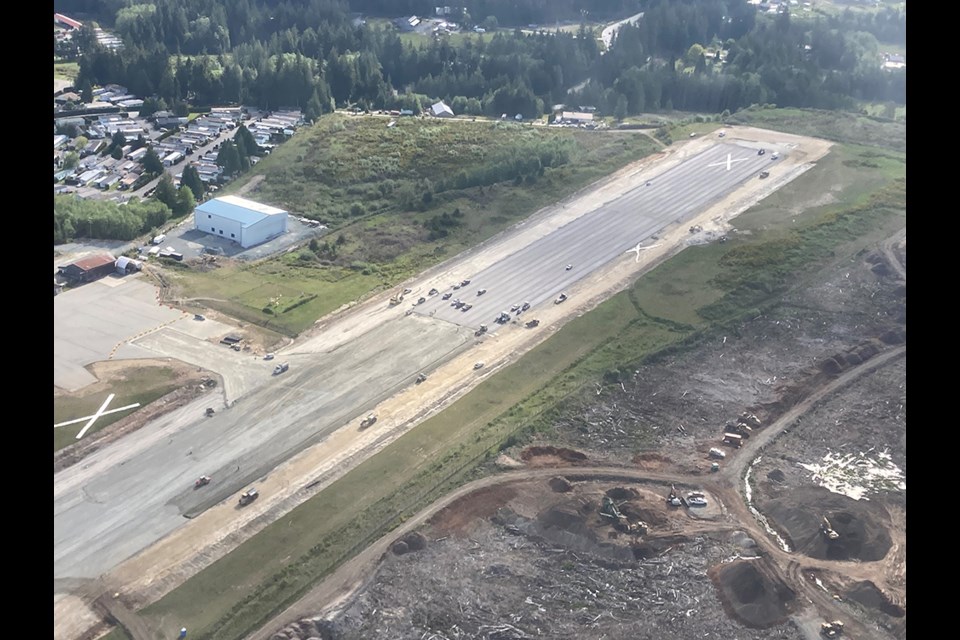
[600,496,647,534]
[820,516,840,541]
[820,621,844,638]
[389,293,404,306]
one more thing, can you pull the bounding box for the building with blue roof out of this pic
[194,195,288,248]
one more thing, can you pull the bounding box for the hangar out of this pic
[193,195,289,248]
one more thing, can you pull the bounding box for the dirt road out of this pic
[248,345,905,640]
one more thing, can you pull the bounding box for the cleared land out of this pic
[54,111,908,640]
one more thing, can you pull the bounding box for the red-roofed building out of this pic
[57,254,116,284]
[54,13,83,30]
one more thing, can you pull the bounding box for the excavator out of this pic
[600,496,647,534]
[820,516,840,541]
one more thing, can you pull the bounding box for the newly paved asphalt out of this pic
[54,140,782,583]
[416,142,779,329]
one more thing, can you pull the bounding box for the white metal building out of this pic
[193,195,288,248]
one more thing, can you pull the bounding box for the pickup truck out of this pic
[273,362,289,375]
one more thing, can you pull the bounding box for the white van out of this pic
[151,234,166,245]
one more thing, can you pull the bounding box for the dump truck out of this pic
[722,433,743,448]
[239,488,259,506]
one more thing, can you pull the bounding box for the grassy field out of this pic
[170,115,658,335]
[53,366,184,451]
[728,106,907,152]
[136,113,905,640]
[54,61,79,82]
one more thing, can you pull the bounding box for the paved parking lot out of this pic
[53,275,185,391]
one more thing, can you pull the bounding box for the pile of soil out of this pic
[548,476,573,492]
[392,532,427,556]
[710,559,795,628]
[847,580,905,618]
[520,446,588,466]
[530,506,635,563]
[605,487,640,500]
[761,486,891,562]
[428,485,518,537]
[632,452,673,471]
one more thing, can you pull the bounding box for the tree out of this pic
[614,94,628,121]
[234,124,259,156]
[111,146,124,160]
[63,151,80,170]
[174,185,196,216]
[181,164,205,199]
[143,145,163,174]
[216,140,241,176]
[482,16,499,32]
[153,173,178,211]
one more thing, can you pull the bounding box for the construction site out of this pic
[258,232,905,640]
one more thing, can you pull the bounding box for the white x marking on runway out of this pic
[54,394,141,439]
[625,242,661,262]
[707,153,750,171]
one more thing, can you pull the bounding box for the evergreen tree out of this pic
[181,164,205,199]
[174,185,196,216]
[143,145,164,174]
[153,173,178,211]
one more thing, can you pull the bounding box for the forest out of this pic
[56,0,905,121]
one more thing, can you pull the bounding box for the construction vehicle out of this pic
[759,170,770,179]
[820,621,844,638]
[820,516,840,541]
[555,293,568,304]
[709,447,726,459]
[722,433,743,448]
[273,362,289,375]
[389,294,404,306]
[666,485,683,507]
[525,319,540,328]
[711,462,720,472]
[600,496,647,534]
[475,324,488,337]
[726,421,752,438]
[416,373,427,384]
[194,475,211,488]
[360,414,378,429]
[238,488,259,506]
[739,412,762,428]
[205,407,215,417]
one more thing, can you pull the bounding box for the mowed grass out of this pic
[54,61,79,81]
[139,122,905,640]
[53,366,183,451]
[173,116,657,336]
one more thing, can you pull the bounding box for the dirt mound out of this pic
[632,452,673,470]
[710,559,795,628]
[520,446,588,466]
[605,487,640,500]
[392,532,428,556]
[620,504,668,527]
[846,580,905,618]
[548,476,573,492]
[630,534,688,560]
[428,485,518,537]
[766,469,786,483]
[761,486,891,562]
[529,506,635,562]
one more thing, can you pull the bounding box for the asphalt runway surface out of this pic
[416,141,780,329]
[54,140,782,582]
[54,317,471,580]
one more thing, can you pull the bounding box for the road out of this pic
[54,130,815,591]
[249,345,906,640]
[601,12,643,51]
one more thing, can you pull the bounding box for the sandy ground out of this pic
[54,127,834,640]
